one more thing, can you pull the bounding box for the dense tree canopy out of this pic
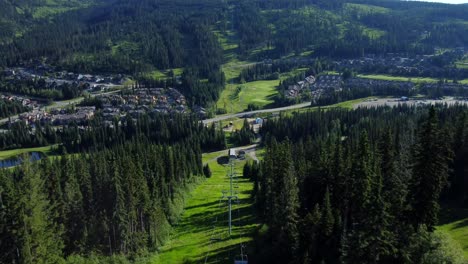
[249,105,468,263]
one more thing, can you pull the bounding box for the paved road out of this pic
[202,102,311,124]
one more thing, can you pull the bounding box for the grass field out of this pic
[455,57,468,69]
[267,96,376,117]
[362,27,386,39]
[358,74,439,83]
[437,206,468,259]
[32,0,95,19]
[152,149,259,264]
[456,62,468,69]
[280,68,309,81]
[0,145,57,160]
[343,3,390,15]
[217,80,279,114]
[144,68,184,80]
[328,97,377,109]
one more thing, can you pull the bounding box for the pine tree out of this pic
[273,141,300,260]
[17,161,64,263]
[203,164,212,178]
[378,131,406,217]
[408,107,451,231]
[331,136,347,213]
[0,170,19,263]
[350,131,373,223]
[301,204,321,263]
[321,188,335,238]
[451,112,467,204]
[62,158,85,255]
[365,167,395,262]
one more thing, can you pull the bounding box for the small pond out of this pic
[0,152,45,168]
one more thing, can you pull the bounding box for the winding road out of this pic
[202,102,311,124]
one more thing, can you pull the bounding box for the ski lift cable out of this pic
[204,195,226,264]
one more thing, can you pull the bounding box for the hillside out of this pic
[0,2,468,263]
[0,0,466,110]
[0,0,98,44]
[1,0,468,70]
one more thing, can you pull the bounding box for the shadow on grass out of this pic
[196,243,242,264]
[239,189,252,196]
[454,218,468,230]
[183,200,221,211]
[217,156,230,165]
[438,203,468,225]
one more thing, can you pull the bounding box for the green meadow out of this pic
[437,206,468,260]
[217,80,279,114]
[357,74,439,83]
[0,145,57,160]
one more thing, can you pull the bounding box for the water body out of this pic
[0,152,45,168]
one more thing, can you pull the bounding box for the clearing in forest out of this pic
[437,206,468,260]
[153,149,259,264]
[217,80,279,114]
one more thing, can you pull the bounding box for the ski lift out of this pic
[234,254,248,264]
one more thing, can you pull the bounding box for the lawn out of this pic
[343,3,390,15]
[151,149,259,264]
[0,145,57,160]
[280,68,309,81]
[362,27,386,39]
[357,74,439,83]
[32,0,95,19]
[217,80,279,114]
[266,96,376,118]
[437,206,468,260]
[326,97,376,109]
[222,60,252,84]
[144,68,184,80]
[455,62,468,69]
[455,56,468,69]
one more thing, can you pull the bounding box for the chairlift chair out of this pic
[234,254,248,264]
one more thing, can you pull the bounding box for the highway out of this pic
[202,102,311,124]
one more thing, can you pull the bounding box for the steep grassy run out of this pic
[438,206,468,259]
[217,80,279,113]
[152,149,259,264]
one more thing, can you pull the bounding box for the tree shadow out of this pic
[453,218,468,230]
[217,156,230,165]
[438,204,468,225]
[183,200,221,211]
